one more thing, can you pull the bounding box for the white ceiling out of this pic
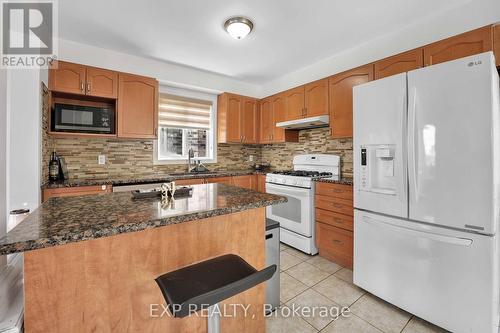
[59,0,471,85]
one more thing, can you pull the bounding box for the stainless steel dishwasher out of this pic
[265,218,280,313]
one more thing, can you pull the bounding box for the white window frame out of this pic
[154,85,217,165]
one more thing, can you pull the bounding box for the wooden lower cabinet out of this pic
[315,182,354,269]
[42,185,112,202]
[205,177,232,185]
[233,175,257,190]
[494,24,500,67]
[316,223,353,269]
[257,175,266,193]
[175,178,206,186]
[423,26,493,66]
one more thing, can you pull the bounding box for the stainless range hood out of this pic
[275,115,329,130]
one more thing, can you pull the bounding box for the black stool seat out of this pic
[155,254,276,318]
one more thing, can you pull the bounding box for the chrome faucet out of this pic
[187,148,195,172]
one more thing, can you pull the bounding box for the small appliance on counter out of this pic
[48,151,69,182]
[253,162,270,172]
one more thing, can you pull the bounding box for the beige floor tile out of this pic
[402,316,449,333]
[285,247,313,261]
[280,272,308,303]
[307,255,342,274]
[266,306,318,333]
[350,293,411,333]
[312,275,365,307]
[285,288,342,331]
[334,268,353,283]
[280,242,291,252]
[280,251,303,271]
[286,262,331,287]
[322,313,383,333]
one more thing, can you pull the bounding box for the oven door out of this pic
[266,182,314,237]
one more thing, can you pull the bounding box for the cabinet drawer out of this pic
[206,177,232,185]
[316,222,353,269]
[316,182,352,200]
[43,185,112,202]
[175,178,205,186]
[315,195,353,216]
[316,208,353,231]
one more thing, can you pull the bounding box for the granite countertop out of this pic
[314,178,353,186]
[42,170,268,189]
[0,183,286,255]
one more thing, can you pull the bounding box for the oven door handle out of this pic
[266,183,312,197]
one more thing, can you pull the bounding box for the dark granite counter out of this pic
[0,183,286,255]
[42,170,268,189]
[315,178,353,186]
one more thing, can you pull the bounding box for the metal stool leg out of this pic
[207,304,221,333]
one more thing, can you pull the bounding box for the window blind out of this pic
[158,93,212,130]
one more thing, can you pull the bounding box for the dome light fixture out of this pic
[224,16,254,40]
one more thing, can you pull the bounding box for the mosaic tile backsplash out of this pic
[42,89,353,182]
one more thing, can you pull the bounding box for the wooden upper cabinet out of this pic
[86,68,118,98]
[259,98,273,143]
[49,61,86,95]
[117,73,158,139]
[494,24,500,67]
[374,48,424,79]
[284,86,305,120]
[423,26,493,66]
[241,98,259,144]
[271,93,299,143]
[329,64,373,138]
[304,78,329,117]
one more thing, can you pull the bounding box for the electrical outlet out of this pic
[98,155,106,165]
[249,155,254,162]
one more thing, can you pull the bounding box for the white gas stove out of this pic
[265,154,340,254]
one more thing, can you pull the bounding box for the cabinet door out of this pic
[232,175,254,190]
[49,61,86,95]
[329,64,373,138]
[241,98,258,144]
[374,48,423,79]
[259,98,273,143]
[423,26,493,66]
[117,74,158,139]
[227,95,242,143]
[284,86,305,120]
[494,24,500,67]
[86,67,118,98]
[304,78,329,117]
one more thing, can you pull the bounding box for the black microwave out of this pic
[51,103,115,134]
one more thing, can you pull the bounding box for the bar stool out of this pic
[155,254,276,333]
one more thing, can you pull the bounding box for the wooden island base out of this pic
[24,208,266,333]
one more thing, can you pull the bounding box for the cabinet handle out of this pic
[331,203,344,209]
[86,83,91,93]
[332,189,344,193]
[332,239,343,245]
[80,82,84,92]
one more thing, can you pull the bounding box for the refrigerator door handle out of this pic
[362,215,473,246]
[408,87,419,200]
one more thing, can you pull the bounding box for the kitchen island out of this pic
[0,183,286,333]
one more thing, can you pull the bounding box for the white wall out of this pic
[0,69,7,269]
[260,0,500,96]
[6,69,42,221]
[58,38,262,97]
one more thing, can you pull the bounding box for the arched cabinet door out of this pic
[304,78,329,117]
[117,73,158,139]
[328,64,373,139]
[423,26,493,66]
[374,48,423,80]
[49,61,86,95]
[86,68,118,98]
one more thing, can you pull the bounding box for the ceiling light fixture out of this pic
[224,17,253,40]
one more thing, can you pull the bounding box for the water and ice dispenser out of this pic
[359,145,397,195]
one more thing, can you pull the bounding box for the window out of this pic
[154,87,217,164]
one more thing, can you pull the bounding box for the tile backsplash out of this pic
[42,89,352,182]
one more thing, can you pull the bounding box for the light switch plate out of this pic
[98,155,106,165]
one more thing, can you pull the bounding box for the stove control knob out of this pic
[295,181,301,186]
[281,179,286,184]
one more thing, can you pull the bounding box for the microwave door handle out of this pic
[266,183,311,196]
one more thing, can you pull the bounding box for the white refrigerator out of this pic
[353,51,500,333]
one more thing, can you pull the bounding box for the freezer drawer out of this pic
[354,210,499,333]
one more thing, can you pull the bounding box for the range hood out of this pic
[275,115,329,130]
